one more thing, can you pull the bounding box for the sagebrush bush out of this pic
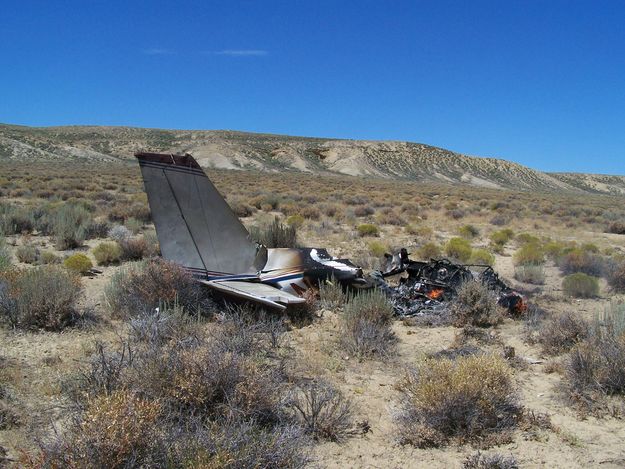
[607,259,625,293]
[104,259,214,318]
[16,244,39,264]
[356,223,379,237]
[462,452,519,469]
[319,277,346,310]
[606,221,625,235]
[92,242,122,265]
[444,237,472,263]
[450,281,503,327]
[367,240,388,257]
[341,289,395,358]
[285,380,354,441]
[395,354,521,447]
[108,224,131,242]
[562,273,599,298]
[39,250,60,265]
[514,265,545,284]
[63,253,93,275]
[513,242,544,266]
[119,237,151,261]
[558,248,605,276]
[31,306,310,468]
[538,312,589,355]
[0,266,81,330]
[0,236,11,271]
[250,217,298,248]
[52,204,91,250]
[458,224,480,239]
[286,214,305,227]
[566,304,625,404]
[489,229,514,247]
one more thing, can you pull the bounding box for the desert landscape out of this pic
[0,126,624,468]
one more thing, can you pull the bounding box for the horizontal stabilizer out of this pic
[201,280,306,310]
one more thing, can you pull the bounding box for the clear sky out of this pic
[2,0,624,174]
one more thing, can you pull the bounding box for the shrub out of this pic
[286,214,305,228]
[489,229,514,247]
[543,240,566,260]
[566,304,625,402]
[395,354,521,447]
[562,273,599,298]
[470,248,495,266]
[607,259,625,292]
[39,251,60,265]
[63,253,93,275]
[228,197,256,217]
[356,223,379,237]
[0,266,81,330]
[418,242,441,260]
[341,289,395,358]
[450,281,503,327]
[0,237,11,271]
[93,242,122,265]
[606,221,625,235]
[515,233,540,245]
[538,312,589,355]
[52,204,91,250]
[458,225,480,239]
[104,259,214,318]
[353,205,375,217]
[108,224,132,242]
[368,240,388,257]
[514,265,545,284]
[285,380,354,441]
[444,237,472,263]
[16,245,39,264]
[318,277,346,310]
[119,237,149,261]
[0,204,34,235]
[558,248,605,276]
[250,217,298,248]
[462,452,519,469]
[124,217,142,234]
[513,243,544,266]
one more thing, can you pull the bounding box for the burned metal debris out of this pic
[372,249,525,319]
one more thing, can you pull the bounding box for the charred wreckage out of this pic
[135,152,525,316]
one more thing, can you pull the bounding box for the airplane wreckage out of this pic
[136,152,525,316]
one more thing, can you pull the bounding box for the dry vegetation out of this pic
[1,159,625,468]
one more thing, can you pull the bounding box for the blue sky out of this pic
[2,0,624,174]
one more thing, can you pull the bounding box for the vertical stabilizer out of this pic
[135,152,259,276]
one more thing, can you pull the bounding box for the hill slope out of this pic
[1,124,623,195]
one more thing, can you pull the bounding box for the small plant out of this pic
[418,242,441,260]
[286,214,305,228]
[0,236,11,271]
[489,229,514,247]
[367,240,388,257]
[513,243,544,266]
[607,259,625,293]
[108,225,132,242]
[395,354,521,447]
[124,217,142,234]
[516,233,540,245]
[606,221,625,235]
[462,452,519,469]
[458,224,480,239]
[16,244,39,264]
[119,237,150,261]
[538,312,589,355]
[318,277,346,310]
[562,273,599,298]
[285,380,354,441]
[93,242,122,265]
[514,265,545,284]
[63,253,93,275]
[470,248,495,266]
[444,237,472,263]
[340,289,395,358]
[104,259,214,318]
[558,248,605,276]
[52,204,91,250]
[356,223,379,237]
[450,281,503,327]
[39,250,61,265]
[0,265,82,330]
[250,217,298,248]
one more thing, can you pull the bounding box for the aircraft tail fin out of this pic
[135,152,260,277]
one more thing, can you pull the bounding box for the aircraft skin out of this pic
[135,152,368,309]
